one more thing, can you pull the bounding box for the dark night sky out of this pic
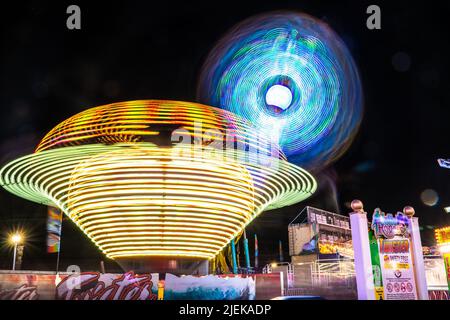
[0,0,449,272]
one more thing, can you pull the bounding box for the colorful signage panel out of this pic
[378,238,417,300]
[318,239,354,258]
[369,209,418,300]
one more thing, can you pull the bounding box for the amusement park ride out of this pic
[0,11,362,276]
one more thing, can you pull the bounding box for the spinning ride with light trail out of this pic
[0,100,316,273]
[197,11,364,171]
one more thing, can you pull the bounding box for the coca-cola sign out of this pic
[56,271,158,300]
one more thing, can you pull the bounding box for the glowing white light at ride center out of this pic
[265,84,293,110]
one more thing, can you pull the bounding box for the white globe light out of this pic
[265,85,292,110]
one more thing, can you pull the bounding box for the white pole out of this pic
[12,243,17,271]
[349,200,375,300]
[404,206,428,300]
[279,271,284,296]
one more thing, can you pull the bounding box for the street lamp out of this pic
[10,233,23,271]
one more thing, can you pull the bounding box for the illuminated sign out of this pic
[318,239,354,258]
[435,227,450,246]
[378,239,410,254]
[371,209,409,239]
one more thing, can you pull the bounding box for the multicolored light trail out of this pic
[0,100,316,260]
[197,12,363,170]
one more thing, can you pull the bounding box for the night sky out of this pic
[0,0,449,272]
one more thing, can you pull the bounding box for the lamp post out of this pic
[10,233,23,271]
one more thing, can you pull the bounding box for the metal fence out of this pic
[285,259,357,299]
[266,256,448,299]
[264,259,357,299]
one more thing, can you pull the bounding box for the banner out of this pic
[369,230,384,299]
[0,272,278,300]
[164,274,255,300]
[254,234,258,269]
[47,206,63,253]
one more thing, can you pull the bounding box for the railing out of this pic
[284,259,357,299]
[265,259,357,299]
[269,256,447,299]
[311,259,355,288]
[290,259,355,289]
